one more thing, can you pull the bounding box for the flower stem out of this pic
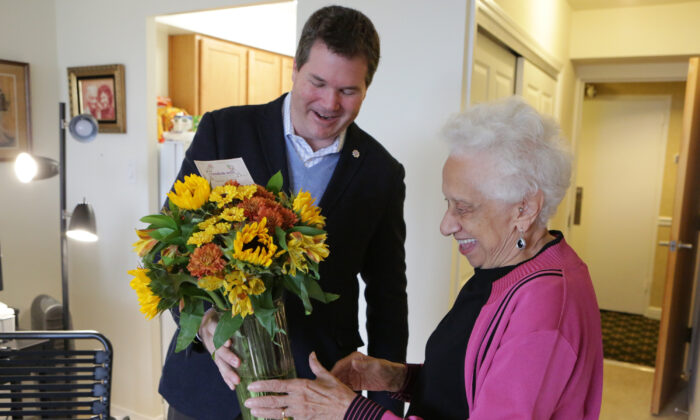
[207,290,228,310]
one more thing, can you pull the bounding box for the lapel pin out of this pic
[352,149,360,158]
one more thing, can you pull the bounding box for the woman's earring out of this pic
[516,230,526,250]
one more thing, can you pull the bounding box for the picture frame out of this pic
[0,59,31,161]
[68,64,126,133]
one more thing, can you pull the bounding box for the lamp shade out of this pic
[68,113,98,143]
[67,203,98,242]
[14,153,59,183]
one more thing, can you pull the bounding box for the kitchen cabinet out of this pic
[169,34,293,115]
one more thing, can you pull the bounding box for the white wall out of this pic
[0,2,62,328]
[570,1,700,60]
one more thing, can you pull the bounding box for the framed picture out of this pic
[68,64,126,133]
[0,59,31,161]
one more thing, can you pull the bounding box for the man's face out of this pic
[290,41,368,150]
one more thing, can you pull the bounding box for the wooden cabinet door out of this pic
[281,56,294,94]
[199,37,248,114]
[248,49,282,105]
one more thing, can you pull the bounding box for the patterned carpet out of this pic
[600,310,660,367]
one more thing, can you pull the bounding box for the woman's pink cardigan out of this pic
[346,238,603,420]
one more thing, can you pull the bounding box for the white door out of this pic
[450,31,517,303]
[516,57,557,117]
[569,95,670,315]
[470,31,517,104]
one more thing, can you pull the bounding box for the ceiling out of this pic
[568,0,699,10]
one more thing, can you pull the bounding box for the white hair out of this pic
[442,96,572,226]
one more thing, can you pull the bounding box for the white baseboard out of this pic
[645,306,662,320]
[111,403,164,420]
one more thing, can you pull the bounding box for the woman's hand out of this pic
[331,351,407,392]
[244,352,356,420]
[199,308,241,390]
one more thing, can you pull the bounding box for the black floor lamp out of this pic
[14,103,99,330]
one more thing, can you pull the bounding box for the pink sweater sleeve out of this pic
[468,330,577,419]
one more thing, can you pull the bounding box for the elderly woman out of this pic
[244,97,603,419]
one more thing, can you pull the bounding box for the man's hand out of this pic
[331,351,407,392]
[199,308,241,390]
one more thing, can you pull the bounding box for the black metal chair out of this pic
[0,330,113,419]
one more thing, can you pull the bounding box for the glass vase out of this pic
[232,299,297,420]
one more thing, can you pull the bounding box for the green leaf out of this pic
[149,227,177,241]
[140,214,178,230]
[175,300,204,353]
[297,275,313,315]
[213,312,244,349]
[282,275,302,296]
[266,171,283,194]
[291,226,325,236]
[275,227,288,250]
[304,277,340,304]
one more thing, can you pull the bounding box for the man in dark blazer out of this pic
[159,6,408,420]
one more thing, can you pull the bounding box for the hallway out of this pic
[602,360,688,420]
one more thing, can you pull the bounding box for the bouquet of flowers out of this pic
[128,172,338,353]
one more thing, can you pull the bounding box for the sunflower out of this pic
[128,268,160,319]
[232,218,277,267]
[167,174,211,210]
[293,191,326,228]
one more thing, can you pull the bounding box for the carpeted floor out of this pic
[600,310,660,367]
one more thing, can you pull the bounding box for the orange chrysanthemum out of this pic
[187,243,227,277]
[238,196,298,233]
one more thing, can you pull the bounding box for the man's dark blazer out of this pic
[159,94,408,419]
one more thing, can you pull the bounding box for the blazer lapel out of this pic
[319,123,367,215]
[256,94,291,192]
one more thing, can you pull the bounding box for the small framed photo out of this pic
[0,59,31,161]
[68,64,126,133]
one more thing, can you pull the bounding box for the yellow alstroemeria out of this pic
[283,231,329,275]
[293,191,326,228]
[128,268,161,320]
[168,174,211,210]
[225,273,266,318]
[232,218,277,267]
[198,275,226,291]
[132,229,157,257]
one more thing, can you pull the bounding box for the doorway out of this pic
[569,82,685,370]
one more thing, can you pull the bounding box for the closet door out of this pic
[470,31,517,105]
[516,57,557,116]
